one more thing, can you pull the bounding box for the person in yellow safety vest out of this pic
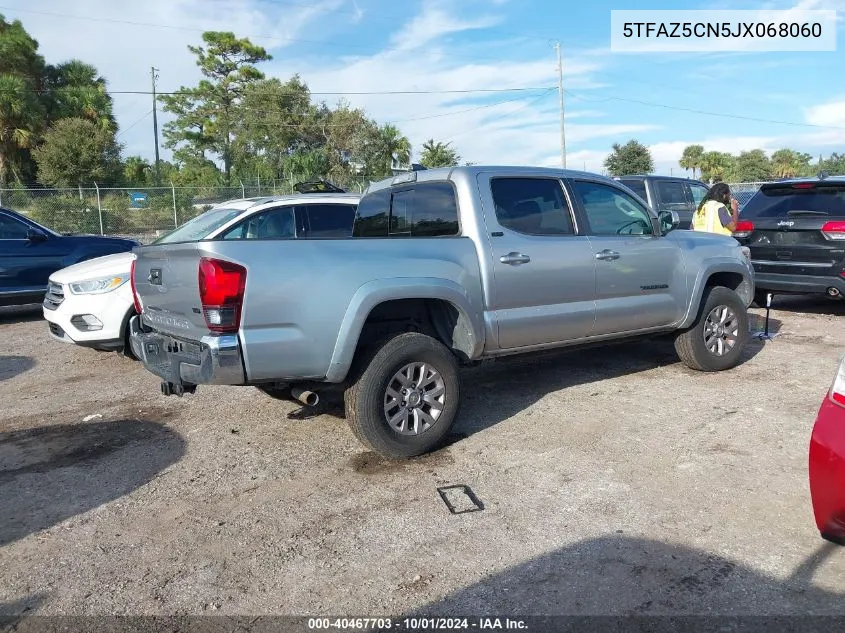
[691,182,739,236]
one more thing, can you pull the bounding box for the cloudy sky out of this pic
[3,0,845,176]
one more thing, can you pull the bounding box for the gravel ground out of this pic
[2,298,845,618]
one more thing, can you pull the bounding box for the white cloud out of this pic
[389,3,501,52]
[805,98,845,127]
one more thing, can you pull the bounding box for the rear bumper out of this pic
[128,315,245,386]
[752,270,845,296]
[810,397,845,544]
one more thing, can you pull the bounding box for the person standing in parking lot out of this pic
[692,182,739,235]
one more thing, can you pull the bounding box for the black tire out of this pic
[119,310,138,360]
[344,332,460,459]
[674,286,749,372]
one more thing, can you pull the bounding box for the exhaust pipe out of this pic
[828,287,841,297]
[291,387,319,407]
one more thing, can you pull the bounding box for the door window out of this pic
[300,204,356,237]
[490,178,574,236]
[0,213,30,239]
[619,179,648,202]
[655,180,690,211]
[571,180,654,236]
[689,183,709,207]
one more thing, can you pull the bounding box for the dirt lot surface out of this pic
[2,298,845,618]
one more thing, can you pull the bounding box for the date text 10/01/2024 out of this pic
[307,618,529,630]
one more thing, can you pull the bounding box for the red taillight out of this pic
[831,357,845,408]
[822,221,845,241]
[130,257,142,314]
[198,257,246,333]
[733,220,754,238]
[792,183,816,189]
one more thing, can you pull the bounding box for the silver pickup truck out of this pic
[129,166,755,458]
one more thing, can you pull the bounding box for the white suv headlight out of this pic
[69,275,129,295]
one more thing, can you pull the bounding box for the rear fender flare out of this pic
[324,278,485,383]
[680,259,755,328]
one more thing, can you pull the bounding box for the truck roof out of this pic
[364,165,620,194]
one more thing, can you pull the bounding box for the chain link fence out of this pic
[727,182,766,209]
[0,178,368,244]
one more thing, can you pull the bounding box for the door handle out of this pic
[500,252,531,265]
[595,249,620,261]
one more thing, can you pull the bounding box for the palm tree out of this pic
[0,74,44,185]
[679,144,705,179]
[699,151,733,183]
[44,60,116,132]
[420,139,461,168]
[379,124,411,170]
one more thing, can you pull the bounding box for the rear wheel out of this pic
[675,286,749,372]
[344,332,460,459]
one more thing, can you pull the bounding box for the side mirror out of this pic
[26,229,48,243]
[658,210,680,234]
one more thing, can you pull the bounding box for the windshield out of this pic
[741,184,845,219]
[152,207,244,244]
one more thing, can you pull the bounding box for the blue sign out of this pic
[129,192,148,208]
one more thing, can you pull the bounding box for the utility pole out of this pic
[151,67,161,185]
[555,42,566,169]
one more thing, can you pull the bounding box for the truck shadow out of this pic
[0,418,185,546]
[0,356,36,382]
[456,337,764,436]
[411,535,845,617]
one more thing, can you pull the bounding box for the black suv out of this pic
[733,176,845,303]
[615,175,710,229]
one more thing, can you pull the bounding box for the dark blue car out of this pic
[0,207,138,307]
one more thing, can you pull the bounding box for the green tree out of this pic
[679,144,704,179]
[699,151,734,183]
[283,148,329,183]
[43,60,116,131]
[233,75,319,179]
[161,31,271,185]
[820,153,845,176]
[0,14,45,184]
[419,139,461,168]
[32,117,121,186]
[0,74,43,184]
[603,139,653,176]
[122,155,152,186]
[771,148,812,179]
[380,124,411,171]
[731,149,772,182]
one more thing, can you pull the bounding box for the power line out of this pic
[564,89,845,132]
[116,109,153,138]
[445,89,556,142]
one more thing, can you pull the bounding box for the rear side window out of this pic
[353,182,459,238]
[741,184,845,219]
[300,204,356,238]
[619,179,648,201]
[490,177,574,236]
[654,180,690,210]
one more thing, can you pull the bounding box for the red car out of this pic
[809,354,845,544]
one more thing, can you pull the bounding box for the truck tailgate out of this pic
[132,243,211,340]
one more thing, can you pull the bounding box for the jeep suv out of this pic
[732,176,845,303]
[616,175,710,229]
